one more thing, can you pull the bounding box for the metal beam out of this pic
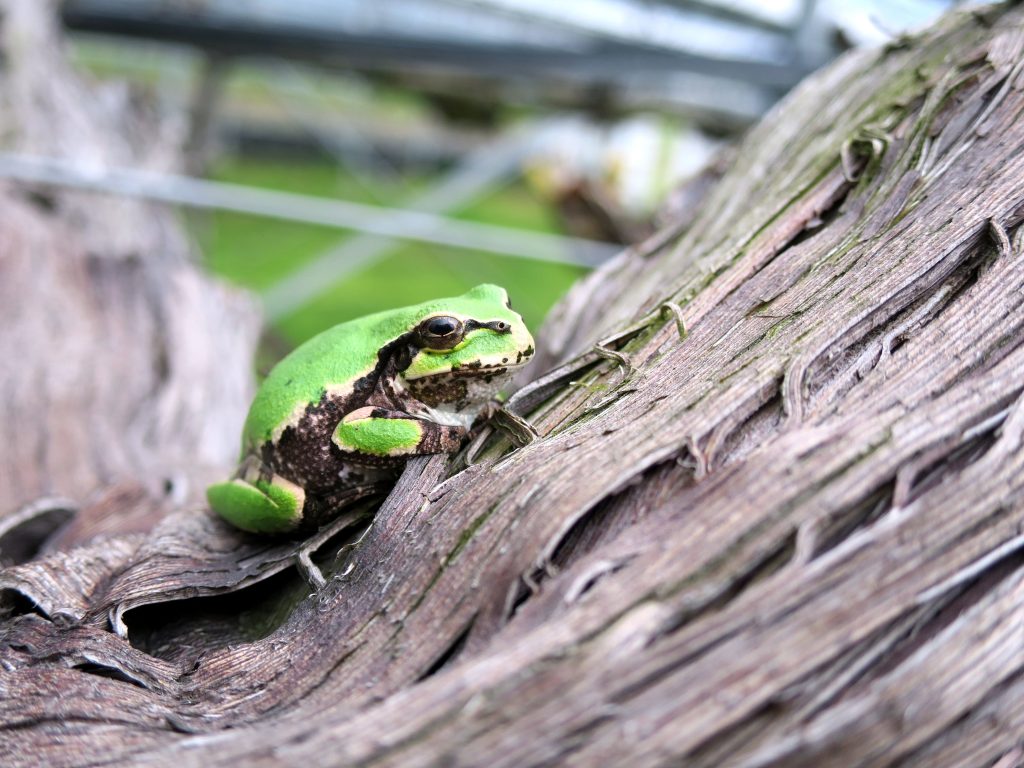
[61,8,808,89]
[445,0,792,62]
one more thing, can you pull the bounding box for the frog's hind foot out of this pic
[207,474,306,534]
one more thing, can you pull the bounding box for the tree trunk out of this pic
[3,3,1024,767]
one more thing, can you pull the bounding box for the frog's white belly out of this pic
[423,403,480,430]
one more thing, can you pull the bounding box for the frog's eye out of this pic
[426,316,459,336]
[418,315,465,349]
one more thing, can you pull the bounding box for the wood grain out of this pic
[2,3,1024,766]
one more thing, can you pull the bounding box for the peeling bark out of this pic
[2,3,1024,767]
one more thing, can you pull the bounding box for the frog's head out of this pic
[400,284,535,408]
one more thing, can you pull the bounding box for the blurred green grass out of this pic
[195,157,584,350]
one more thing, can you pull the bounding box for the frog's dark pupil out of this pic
[427,317,458,336]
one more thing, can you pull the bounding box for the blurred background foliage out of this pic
[199,157,576,345]
[71,35,595,350]
[56,0,959,365]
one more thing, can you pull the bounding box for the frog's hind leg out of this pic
[207,463,306,535]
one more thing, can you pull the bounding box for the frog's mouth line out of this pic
[408,363,512,387]
[449,360,520,376]
[405,350,534,382]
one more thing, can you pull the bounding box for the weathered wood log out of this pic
[0,0,259,516]
[2,2,1024,766]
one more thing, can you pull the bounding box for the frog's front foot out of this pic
[207,474,306,534]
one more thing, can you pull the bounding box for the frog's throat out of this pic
[403,364,517,409]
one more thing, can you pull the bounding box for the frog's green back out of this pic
[241,284,519,451]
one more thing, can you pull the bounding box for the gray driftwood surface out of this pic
[2,2,1024,766]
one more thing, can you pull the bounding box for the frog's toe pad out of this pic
[207,478,305,534]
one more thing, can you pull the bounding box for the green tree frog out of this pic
[207,284,534,534]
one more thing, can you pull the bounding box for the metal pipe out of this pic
[0,152,619,267]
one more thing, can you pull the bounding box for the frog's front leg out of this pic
[333,406,466,458]
[207,459,306,535]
